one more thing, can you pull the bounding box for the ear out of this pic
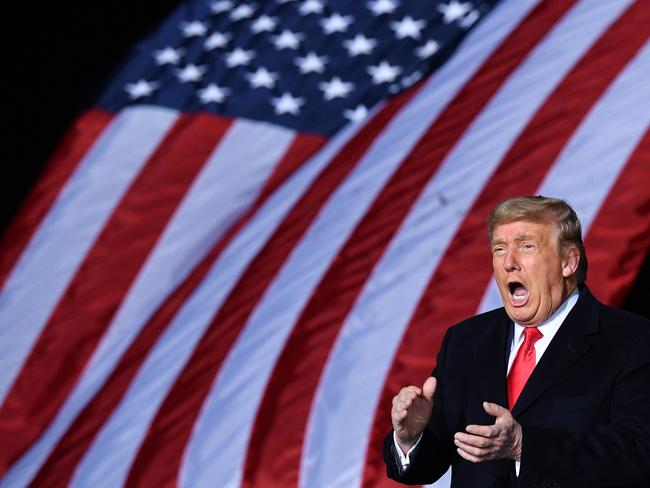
[562,246,580,278]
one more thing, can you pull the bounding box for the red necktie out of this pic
[507,326,543,409]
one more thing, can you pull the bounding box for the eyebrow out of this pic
[514,233,537,241]
[491,233,538,245]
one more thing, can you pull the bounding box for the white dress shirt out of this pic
[394,287,580,473]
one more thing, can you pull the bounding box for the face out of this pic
[491,220,578,326]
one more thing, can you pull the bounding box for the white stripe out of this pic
[479,40,650,313]
[177,1,555,486]
[0,106,177,406]
[0,120,294,487]
[59,117,365,488]
[301,0,637,486]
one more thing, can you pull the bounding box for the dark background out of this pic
[5,1,648,317]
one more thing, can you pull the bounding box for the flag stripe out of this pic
[479,37,650,312]
[585,129,650,306]
[0,110,113,290]
[24,119,297,487]
[0,112,230,476]
[361,0,639,485]
[122,87,419,488]
[0,107,177,413]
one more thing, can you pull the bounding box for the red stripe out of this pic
[244,0,608,485]
[25,132,325,488]
[0,109,113,290]
[585,130,650,307]
[361,2,650,486]
[0,113,231,477]
[124,89,418,488]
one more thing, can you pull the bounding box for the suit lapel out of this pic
[511,286,600,417]
[475,311,511,407]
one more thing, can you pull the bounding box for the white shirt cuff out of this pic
[392,431,423,468]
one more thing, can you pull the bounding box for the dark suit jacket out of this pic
[384,286,650,487]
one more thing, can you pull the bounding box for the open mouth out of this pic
[507,281,529,305]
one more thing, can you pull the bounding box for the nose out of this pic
[503,247,520,271]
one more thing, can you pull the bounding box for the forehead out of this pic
[491,219,556,242]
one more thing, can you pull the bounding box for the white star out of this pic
[459,9,480,28]
[198,83,230,103]
[401,70,422,87]
[438,1,473,23]
[299,0,324,15]
[271,92,305,115]
[181,20,208,37]
[344,104,369,123]
[367,0,397,15]
[246,67,278,89]
[154,47,184,65]
[391,16,426,40]
[225,47,255,67]
[210,1,233,14]
[416,40,439,59]
[272,30,303,50]
[230,4,255,21]
[343,34,377,56]
[320,13,354,34]
[176,64,207,82]
[367,61,402,84]
[204,32,230,50]
[318,77,355,101]
[125,80,159,99]
[295,52,327,74]
[251,15,277,33]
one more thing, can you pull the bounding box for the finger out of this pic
[392,409,408,421]
[456,447,482,463]
[454,438,489,458]
[454,432,491,449]
[422,377,437,401]
[399,396,415,410]
[465,424,496,438]
[393,400,410,414]
[398,388,420,402]
[483,401,510,418]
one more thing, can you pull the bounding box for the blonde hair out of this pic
[488,196,587,283]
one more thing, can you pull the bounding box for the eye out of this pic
[521,242,536,251]
[492,246,506,255]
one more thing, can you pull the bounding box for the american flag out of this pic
[1,0,649,487]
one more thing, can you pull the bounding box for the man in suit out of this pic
[384,196,650,487]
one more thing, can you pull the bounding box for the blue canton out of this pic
[98,0,498,135]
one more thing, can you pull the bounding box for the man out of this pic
[384,196,650,487]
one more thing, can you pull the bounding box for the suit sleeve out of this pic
[519,327,650,487]
[383,327,457,485]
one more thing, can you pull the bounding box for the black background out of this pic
[5,1,648,317]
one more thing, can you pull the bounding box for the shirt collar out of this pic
[513,286,580,342]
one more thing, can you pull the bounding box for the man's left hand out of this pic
[453,401,522,463]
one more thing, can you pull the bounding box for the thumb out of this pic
[483,401,508,418]
[422,377,437,402]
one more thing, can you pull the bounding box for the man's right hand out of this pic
[391,377,437,453]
